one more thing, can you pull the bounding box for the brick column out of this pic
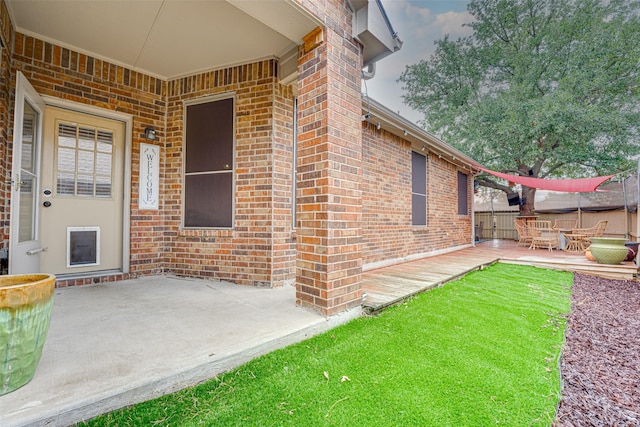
[0,1,13,246]
[295,21,363,316]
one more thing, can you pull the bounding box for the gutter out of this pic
[362,95,483,173]
[374,0,398,40]
[352,0,403,80]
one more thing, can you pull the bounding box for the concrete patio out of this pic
[0,276,359,426]
[2,240,637,426]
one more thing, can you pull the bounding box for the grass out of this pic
[83,263,572,426]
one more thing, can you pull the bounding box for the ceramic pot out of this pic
[585,248,595,261]
[588,238,629,265]
[624,242,639,262]
[0,274,55,395]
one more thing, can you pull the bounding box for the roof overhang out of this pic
[363,96,479,172]
[351,0,403,67]
[5,0,320,80]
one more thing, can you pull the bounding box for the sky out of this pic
[365,0,472,124]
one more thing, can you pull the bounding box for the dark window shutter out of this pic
[458,171,468,215]
[412,152,427,226]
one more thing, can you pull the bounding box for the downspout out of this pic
[362,62,376,80]
[636,158,640,248]
[471,167,477,246]
[472,180,476,246]
[622,176,628,239]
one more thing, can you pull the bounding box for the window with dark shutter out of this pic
[412,151,427,226]
[184,96,234,228]
[458,171,468,215]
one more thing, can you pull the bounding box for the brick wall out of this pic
[163,60,296,286]
[295,0,364,315]
[1,7,304,289]
[272,84,297,286]
[1,0,473,307]
[362,122,472,266]
[9,36,298,286]
[10,32,166,285]
[0,0,13,249]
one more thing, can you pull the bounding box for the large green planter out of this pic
[589,237,628,265]
[0,274,55,395]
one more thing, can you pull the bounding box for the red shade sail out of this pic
[479,167,615,193]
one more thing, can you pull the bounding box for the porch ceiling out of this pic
[6,0,320,79]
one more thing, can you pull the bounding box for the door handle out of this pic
[4,178,25,190]
[26,247,48,255]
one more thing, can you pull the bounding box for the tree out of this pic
[399,0,640,215]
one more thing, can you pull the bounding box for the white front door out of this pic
[9,73,46,274]
[39,107,126,276]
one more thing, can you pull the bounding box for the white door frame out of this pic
[40,95,133,275]
[9,72,46,274]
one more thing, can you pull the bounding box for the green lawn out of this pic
[84,263,572,426]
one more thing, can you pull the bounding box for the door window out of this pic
[18,101,38,242]
[56,123,114,198]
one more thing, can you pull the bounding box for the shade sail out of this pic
[479,167,615,193]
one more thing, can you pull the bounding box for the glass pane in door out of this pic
[18,101,38,242]
[55,123,113,198]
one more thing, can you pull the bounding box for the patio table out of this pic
[557,228,572,250]
[565,233,587,252]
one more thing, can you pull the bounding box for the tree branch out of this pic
[476,176,512,193]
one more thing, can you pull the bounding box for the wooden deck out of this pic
[361,239,638,313]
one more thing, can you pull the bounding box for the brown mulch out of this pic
[554,273,640,426]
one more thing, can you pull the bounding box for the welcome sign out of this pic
[139,143,159,210]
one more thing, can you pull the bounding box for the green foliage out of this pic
[399,0,640,202]
[83,264,572,426]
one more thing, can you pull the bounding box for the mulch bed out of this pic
[554,273,640,426]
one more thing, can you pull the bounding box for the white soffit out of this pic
[226,0,319,43]
[6,0,320,80]
[7,0,159,66]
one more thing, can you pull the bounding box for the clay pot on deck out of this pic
[588,238,629,265]
[624,242,639,262]
[0,274,55,395]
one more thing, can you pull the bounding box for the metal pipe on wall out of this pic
[622,175,629,239]
[636,158,640,244]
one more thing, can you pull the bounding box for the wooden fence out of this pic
[475,210,637,241]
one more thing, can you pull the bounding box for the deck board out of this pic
[361,240,638,313]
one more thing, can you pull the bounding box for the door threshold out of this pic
[54,269,124,282]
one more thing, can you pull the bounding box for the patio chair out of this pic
[514,219,532,247]
[594,220,608,237]
[528,220,560,251]
[552,219,578,230]
[572,220,608,244]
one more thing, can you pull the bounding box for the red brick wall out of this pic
[9,32,166,285]
[164,60,296,286]
[5,19,300,287]
[0,1,473,309]
[0,0,13,250]
[295,0,364,315]
[9,36,298,286]
[362,122,472,266]
[272,84,297,285]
